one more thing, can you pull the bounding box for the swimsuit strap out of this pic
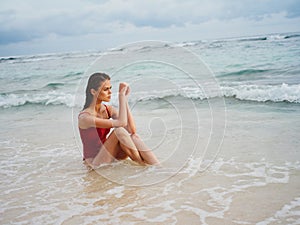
[104,105,111,118]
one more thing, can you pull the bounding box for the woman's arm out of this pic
[124,85,136,134]
[111,85,128,127]
[79,83,128,129]
[126,101,136,134]
[110,86,136,134]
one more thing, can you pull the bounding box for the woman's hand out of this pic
[125,85,131,96]
[119,82,128,95]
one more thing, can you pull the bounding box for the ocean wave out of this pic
[221,83,300,103]
[1,83,299,108]
[0,91,75,108]
[0,54,67,64]
[43,83,65,90]
[284,33,300,39]
[209,32,300,44]
[63,71,83,78]
[219,69,270,77]
[174,41,201,47]
[172,36,269,49]
[0,51,102,64]
[136,32,300,52]
[238,36,268,42]
[135,83,300,104]
[0,56,18,62]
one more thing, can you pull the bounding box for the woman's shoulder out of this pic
[78,110,95,129]
[106,105,117,118]
[79,109,92,114]
[78,110,92,118]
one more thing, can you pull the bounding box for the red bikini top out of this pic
[78,105,111,159]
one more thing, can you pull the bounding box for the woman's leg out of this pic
[91,127,145,167]
[115,144,128,160]
[91,130,120,167]
[114,127,145,165]
[131,134,160,165]
[115,127,160,165]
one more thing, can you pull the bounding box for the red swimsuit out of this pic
[79,105,111,160]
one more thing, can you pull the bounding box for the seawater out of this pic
[1,32,300,224]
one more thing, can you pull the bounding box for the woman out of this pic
[78,72,159,168]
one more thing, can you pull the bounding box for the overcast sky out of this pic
[0,0,299,56]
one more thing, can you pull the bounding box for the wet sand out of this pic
[1,101,300,224]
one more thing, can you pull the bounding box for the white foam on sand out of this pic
[257,197,300,225]
[1,137,300,225]
[105,186,125,198]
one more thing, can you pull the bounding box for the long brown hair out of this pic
[83,72,110,109]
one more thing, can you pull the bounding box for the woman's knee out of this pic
[114,127,137,146]
[114,127,128,140]
[131,133,141,142]
[114,127,127,133]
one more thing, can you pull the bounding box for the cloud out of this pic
[1,1,299,35]
[286,1,300,18]
[95,0,300,27]
[0,29,39,45]
[0,0,299,56]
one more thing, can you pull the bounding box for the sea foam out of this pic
[1,83,299,108]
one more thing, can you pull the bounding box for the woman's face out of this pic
[96,79,112,102]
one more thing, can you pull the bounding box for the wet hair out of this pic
[83,72,110,109]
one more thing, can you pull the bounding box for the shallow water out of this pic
[1,100,300,224]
